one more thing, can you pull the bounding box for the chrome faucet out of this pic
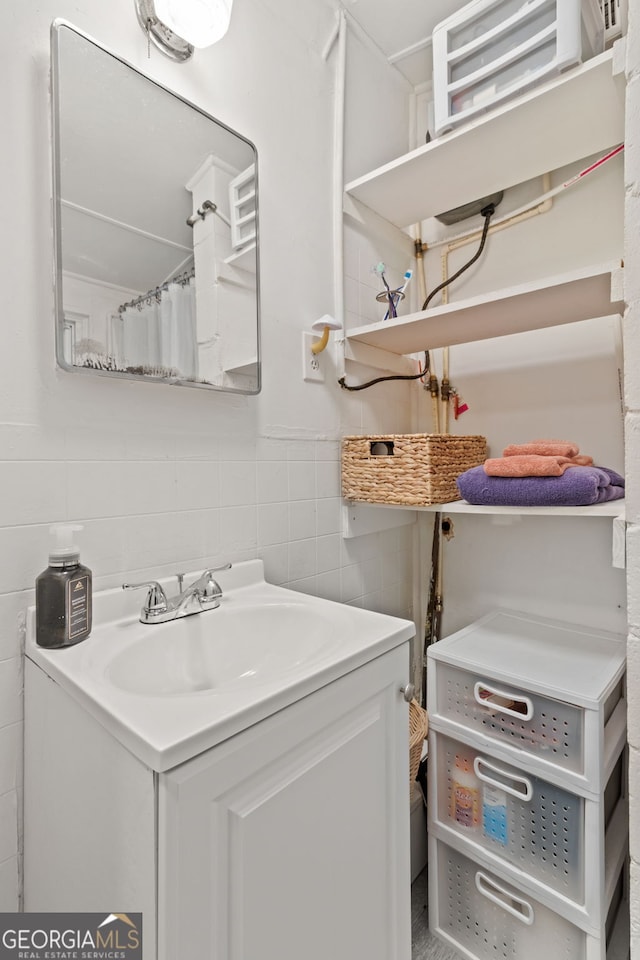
[123,564,231,624]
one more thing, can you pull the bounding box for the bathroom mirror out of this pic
[51,21,260,394]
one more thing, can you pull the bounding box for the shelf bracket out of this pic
[342,339,415,376]
[612,514,626,569]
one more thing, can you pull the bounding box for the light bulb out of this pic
[155,0,233,48]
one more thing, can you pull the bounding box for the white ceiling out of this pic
[342,0,464,85]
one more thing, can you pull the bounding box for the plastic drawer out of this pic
[426,609,626,795]
[430,732,585,903]
[429,838,587,960]
[432,0,604,135]
[432,660,584,773]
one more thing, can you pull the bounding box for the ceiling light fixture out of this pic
[134,0,233,61]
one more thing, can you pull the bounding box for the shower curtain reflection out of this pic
[112,276,198,380]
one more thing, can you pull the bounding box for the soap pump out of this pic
[35,524,92,648]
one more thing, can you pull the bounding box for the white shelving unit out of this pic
[426,610,628,960]
[344,499,625,520]
[344,48,624,229]
[340,31,630,960]
[341,42,626,539]
[347,261,624,355]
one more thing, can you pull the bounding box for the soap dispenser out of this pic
[35,524,92,648]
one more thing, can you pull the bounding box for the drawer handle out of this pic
[473,756,533,802]
[475,871,534,925]
[474,681,533,721]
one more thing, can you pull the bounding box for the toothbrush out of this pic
[383,269,413,321]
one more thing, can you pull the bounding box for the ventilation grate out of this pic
[599,0,626,42]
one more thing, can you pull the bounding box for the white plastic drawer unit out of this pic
[431,732,586,903]
[430,839,587,960]
[432,0,605,136]
[426,610,626,794]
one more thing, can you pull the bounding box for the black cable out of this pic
[338,350,429,392]
[421,203,494,311]
[339,203,495,392]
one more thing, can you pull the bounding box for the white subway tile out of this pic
[0,526,56,595]
[0,791,17,863]
[288,461,315,501]
[257,503,289,547]
[201,509,223,563]
[119,461,178,515]
[219,505,257,556]
[286,576,317,597]
[361,556,382,596]
[0,856,19,911]
[220,461,256,507]
[219,436,257,462]
[315,440,340,462]
[316,570,341,602]
[316,460,340,499]
[257,461,288,503]
[176,460,221,511]
[168,509,209,564]
[121,514,182,570]
[0,660,21,729]
[0,462,67,526]
[256,438,289,461]
[78,518,126,574]
[288,538,316,581]
[0,424,67,461]
[0,593,31,661]
[65,426,127,461]
[316,534,341,574]
[258,544,288,585]
[289,500,316,541]
[287,440,315,461]
[0,724,20,796]
[341,563,364,603]
[66,461,126,519]
[316,497,341,536]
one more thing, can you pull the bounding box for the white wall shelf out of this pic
[346,261,624,356]
[345,48,624,229]
[345,499,625,518]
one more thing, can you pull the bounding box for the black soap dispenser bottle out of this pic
[35,524,92,648]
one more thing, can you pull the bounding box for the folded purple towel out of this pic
[456,464,624,507]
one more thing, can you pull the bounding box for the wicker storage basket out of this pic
[341,433,487,506]
[409,699,428,783]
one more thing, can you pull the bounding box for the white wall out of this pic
[0,0,418,908]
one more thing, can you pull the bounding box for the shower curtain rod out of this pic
[117,266,195,313]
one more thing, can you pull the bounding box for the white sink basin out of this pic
[106,601,341,696]
[25,559,414,771]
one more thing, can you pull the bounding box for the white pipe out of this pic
[333,11,347,343]
[425,144,624,252]
[321,11,341,62]
[388,35,433,65]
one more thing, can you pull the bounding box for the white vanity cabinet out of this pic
[24,643,412,960]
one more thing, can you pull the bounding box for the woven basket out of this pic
[409,699,428,783]
[341,433,487,506]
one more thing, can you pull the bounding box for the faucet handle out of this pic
[199,571,223,600]
[122,580,169,616]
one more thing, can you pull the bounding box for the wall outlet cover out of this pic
[302,332,324,382]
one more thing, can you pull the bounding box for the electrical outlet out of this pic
[302,332,324,382]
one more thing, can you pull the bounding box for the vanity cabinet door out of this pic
[157,645,411,960]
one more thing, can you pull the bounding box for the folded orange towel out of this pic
[484,454,594,477]
[503,440,581,459]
